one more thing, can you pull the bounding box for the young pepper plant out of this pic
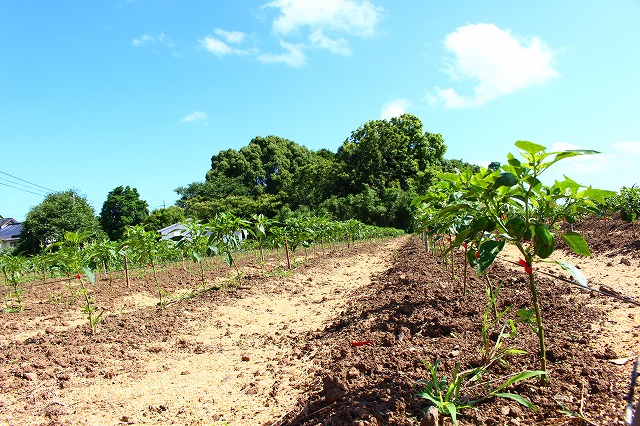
[440,141,614,384]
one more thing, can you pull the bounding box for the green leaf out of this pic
[583,188,617,204]
[493,392,537,409]
[492,370,546,393]
[493,172,518,188]
[477,239,505,274]
[442,402,459,426]
[561,232,591,257]
[554,260,588,287]
[515,140,546,155]
[82,267,95,285]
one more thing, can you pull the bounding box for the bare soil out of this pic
[1,216,639,425]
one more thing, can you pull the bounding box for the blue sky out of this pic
[2,0,639,221]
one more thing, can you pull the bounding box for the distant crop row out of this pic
[0,214,403,333]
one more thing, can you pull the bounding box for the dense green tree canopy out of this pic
[100,186,149,241]
[16,190,103,255]
[174,114,474,230]
[142,206,186,232]
[336,114,446,194]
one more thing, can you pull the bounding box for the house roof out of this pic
[0,218,19,229]
[0,223,22,241]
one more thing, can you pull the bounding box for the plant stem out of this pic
[527,269,548,385]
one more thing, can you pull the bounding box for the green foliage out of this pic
[142,206,185,232]
[174,114,462,231]
[100,186,149,241]
[0,252,28,311]
[416,360,542,425]
[337,114,446,193]
[612,185,640,236]
[17,190,103,255]
[413,141,615,383]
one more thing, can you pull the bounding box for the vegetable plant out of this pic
[616,185,639,237]
[77,268,103,334]
[173,220,217,288]
[123,226,166,308]
[416,359,544,425]
[0,252,28,312]
[416,141,615,383]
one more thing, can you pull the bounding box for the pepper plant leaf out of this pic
[561,232,591,257]
[493,172,518,188]
[515,140,546,155]
[82,266,95,285]
[554,260,588,287]
[477,239,505,274]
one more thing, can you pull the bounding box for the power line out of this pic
[0,181,48,197]
[0,169,56,193]
[0,177,49,196]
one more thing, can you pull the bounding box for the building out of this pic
[0,218,22,250]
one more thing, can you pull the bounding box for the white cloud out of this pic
[132,32,174,48]
[265,0,381,37]
[309,29,350,55]
[200,29,254,57]
[200,36,232,55]
[214,28,245,44]
[432,23,559,109]
[613,141,640,154]
[181,111,208,123]
[257,40,306,67]
[381,99,410,120]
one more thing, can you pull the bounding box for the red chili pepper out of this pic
[351,340,374,347]
[74,274,82,279]
[518,258,533,275]
[475,251,479,259]
[148,263,152,267]
[462,242,467,249]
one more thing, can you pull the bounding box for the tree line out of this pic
[12,114,475,255]
[176,114,475,230]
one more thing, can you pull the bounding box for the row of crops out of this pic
[410,141,640,422]
[0,214,403,331]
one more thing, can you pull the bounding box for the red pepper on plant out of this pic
[518,258,533,275]
[74,274,82,279]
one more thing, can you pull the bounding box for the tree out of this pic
[16,190,103,255]
[336,114,446,194]
[100,186,149,241]
[142,206,186,232]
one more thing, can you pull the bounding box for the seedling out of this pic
[78,268,103,335]
[416,359,543,425]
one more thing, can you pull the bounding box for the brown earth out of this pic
[0,216,639,425]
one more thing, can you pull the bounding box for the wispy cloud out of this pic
[613,140,640,154]
[431,23,559,109]
[257,40,306,67]
[132,32,174,48]
[142,1,382,66]
[381,99,410,120]
[181,111,208,123]
[200,28,253,56]
[132,32,182,57]
[214,28,245,44]
[265,0,381,37]
[254,0,382,65]
[309,29,350,55]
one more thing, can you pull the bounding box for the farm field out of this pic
[1,216,639,425]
